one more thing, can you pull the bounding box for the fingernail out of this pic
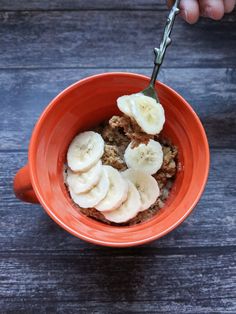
[181,9,189,22]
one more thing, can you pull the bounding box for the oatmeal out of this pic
[65,93,178,225]
[77,118,177,225]
[109,115,154,147]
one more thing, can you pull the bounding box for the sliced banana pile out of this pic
[117,93,165,135]
[66,93,166,223]
[66,129,163,223]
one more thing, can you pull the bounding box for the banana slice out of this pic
[117,95,134,117]
[124,139,163,175]
[95,166,129,212]
[102,182,141,223]
[66,160,102,194]
[122,169,160,211]
[67,131,104,172]
[69,168,109,208]
[131,94,165,135]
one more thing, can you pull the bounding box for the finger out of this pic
[167,0,200,24]
[199,0,225,20]
[223,0,236,13]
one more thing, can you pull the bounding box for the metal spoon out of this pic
[142,0,180,101]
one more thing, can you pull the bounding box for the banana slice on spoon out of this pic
[117,93,165,135]
[117,95,134,117]
[124,139,163,175]
[131,94,165,135]
[122,169,160,211]
[67,131,104,172]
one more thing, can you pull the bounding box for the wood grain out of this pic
[0,1,235,312]
[1,299,235,314]
[0,0,167,11]
[1,149,235,251]
[0,10,235,68]
[0,68,235,150]
[0,251,235,313]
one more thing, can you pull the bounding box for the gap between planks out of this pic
[0,66,235,70]
[0,8,168,12]
[1,296,236,302]
[0,245,235,256]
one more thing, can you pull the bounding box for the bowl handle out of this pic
[13,164,39,203]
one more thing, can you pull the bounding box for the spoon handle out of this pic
[149,0,180,87]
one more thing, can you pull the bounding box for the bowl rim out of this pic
[29,72,210,247]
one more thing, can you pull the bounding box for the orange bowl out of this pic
[15,72,210,247]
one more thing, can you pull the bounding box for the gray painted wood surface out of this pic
[0,0,168,10]
[0,1,235,313]
[0,68,235,150]
[1,149,235,250]
[0,11,235,68]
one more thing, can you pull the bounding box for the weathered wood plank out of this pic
[0,10,235,68]
[0,251,235,311]
[1,149,235,250]
[0,3,235,312]
[0,68,235,150]
[1,298,235,314]
[0,0,167,11]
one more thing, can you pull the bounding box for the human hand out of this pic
[167,0,236,24]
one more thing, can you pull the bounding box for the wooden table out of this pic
[0,1,235,312]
